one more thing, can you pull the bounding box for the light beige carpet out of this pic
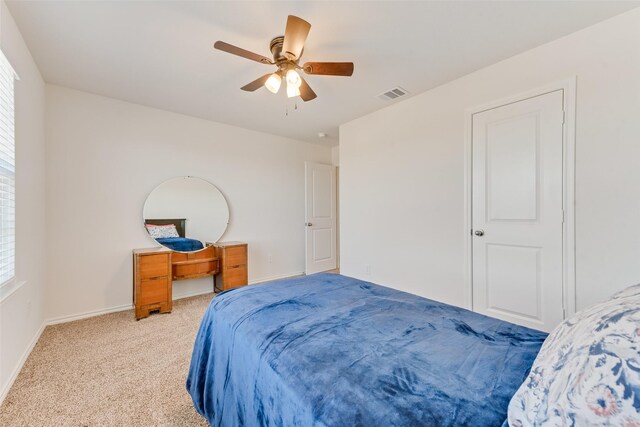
[0,293,214,426]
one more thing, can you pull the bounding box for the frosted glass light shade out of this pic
[264,73,282,94]
[286,69,301,87]
[286,82,300,98]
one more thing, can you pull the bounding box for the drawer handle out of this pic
[229,264,241,269]
[146,276,166,281]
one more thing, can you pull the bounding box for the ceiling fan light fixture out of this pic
[264,73,282,94]
[286,82,301,98]
[286,69,302,88]
[214,15,354,102]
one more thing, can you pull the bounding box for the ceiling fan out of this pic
[214,15,354,102]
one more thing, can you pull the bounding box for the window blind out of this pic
[0,50,16,287]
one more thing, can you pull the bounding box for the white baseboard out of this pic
[46,272,307,326]
[40,272,308,328]
[172,289,214,301]
[0,321,46,405]
[45,272,305,326]
[46,303,133,326]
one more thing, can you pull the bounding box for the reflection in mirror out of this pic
[143,176,229,252]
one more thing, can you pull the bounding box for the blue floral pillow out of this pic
[508,286,640,426]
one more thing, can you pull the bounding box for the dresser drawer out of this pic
[223,246,247,268]
[138,277,169,306]
[139,254,170,279]
[223,265,247,289]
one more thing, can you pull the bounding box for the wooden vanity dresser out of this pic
[133,242,248,319]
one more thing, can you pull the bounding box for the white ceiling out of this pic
[6,1,638,146]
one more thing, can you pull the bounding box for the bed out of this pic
[144,218,204,252]
[186,273,547,426]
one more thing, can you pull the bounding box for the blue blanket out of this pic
[187,273,547,426]
[156,237,203,252]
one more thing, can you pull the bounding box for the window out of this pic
[0,50,16,287]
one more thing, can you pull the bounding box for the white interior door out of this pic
[472,90,564,332]
[305,162,337,274]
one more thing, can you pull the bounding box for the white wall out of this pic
[0,0,46,401]
[340,8,640,312]
[45,85,331,321]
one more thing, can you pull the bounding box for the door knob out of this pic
[305,223,313,227]
[474,230,484,236]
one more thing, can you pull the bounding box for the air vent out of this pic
[377,86,409,101]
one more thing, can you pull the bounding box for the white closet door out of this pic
[472,90,564,332]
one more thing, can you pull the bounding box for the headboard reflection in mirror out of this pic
[143,176,229,252]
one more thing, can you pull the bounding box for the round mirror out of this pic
[143,176,229,252]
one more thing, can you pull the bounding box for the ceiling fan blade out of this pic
[299,76,317,102]
[303,62,354,76]
[241,74,273,92]
[214,41,273,64]
[282,15,311,60]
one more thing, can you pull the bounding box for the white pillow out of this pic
[146,224,179,239]
[507,286,640,426]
